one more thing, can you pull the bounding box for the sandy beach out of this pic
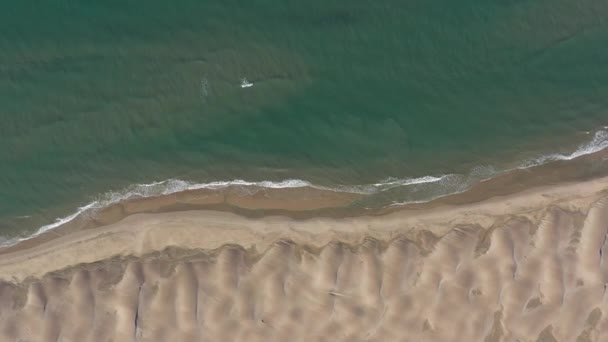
[4,1,608,340]
[1,176,608,341]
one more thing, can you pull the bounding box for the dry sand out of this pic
[2,177,608,341]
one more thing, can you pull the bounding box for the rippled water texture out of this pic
[1,0,608,238]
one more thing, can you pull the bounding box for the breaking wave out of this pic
[3,128,608,247]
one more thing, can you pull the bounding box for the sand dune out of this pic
[2,178,608,341]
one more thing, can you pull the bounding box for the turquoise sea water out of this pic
[1,0,608,242]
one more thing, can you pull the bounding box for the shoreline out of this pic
[2,171,608,282]
[6,126,606,243]
[3,146,608,252]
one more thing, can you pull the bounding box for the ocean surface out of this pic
[1,0,608,243]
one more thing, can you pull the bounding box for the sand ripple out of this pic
[1,201,608,341]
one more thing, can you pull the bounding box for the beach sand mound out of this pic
[1,198,608,341]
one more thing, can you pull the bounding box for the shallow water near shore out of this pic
[2,0,608,242]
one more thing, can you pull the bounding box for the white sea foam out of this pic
[373,175,447,188]
[518,129,608,169]
[0,202,99,247]
[37,202,98,235]
[389,129,608,208]
[0,176,448,247]
[4,128,608,247]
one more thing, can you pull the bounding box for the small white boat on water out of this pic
[240,78,254,88]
